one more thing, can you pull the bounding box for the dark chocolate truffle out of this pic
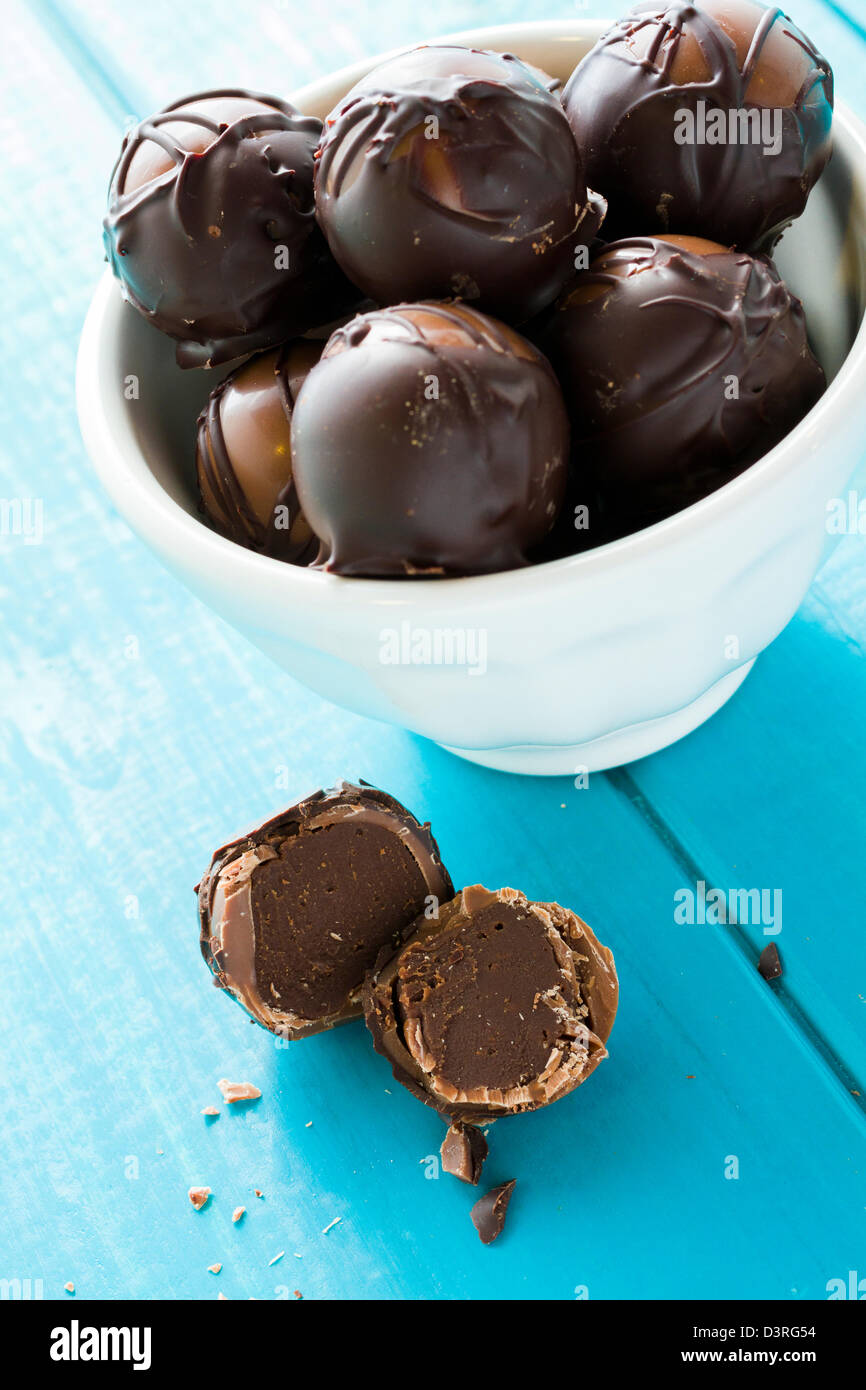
[196,340,320,562]
[363,885,618,1123]
[561,1,833,250]
[198,782,453,1040]
[104,90,358,368]
[315,45,604,323]
[291,302,570,576]
[539,235,825,527]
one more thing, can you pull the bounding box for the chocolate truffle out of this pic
[757,942,783,980]
[315,45,604,323]
[363,885,618,1123]
[539,235,825,527]
[291,302,570,576]
[104,90,357,368]
[196,340,320,562]
[198,782,453,1040]
[561,1,833,250]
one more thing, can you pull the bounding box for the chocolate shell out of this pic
[363,885,618,1123]
[198,782,453,1040]
[315,45,604,323]
[104,90,358,367]
[561,1,833,250]
[290,302,570,577]
[195,340,320,563]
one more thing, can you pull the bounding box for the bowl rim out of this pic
[77,17,866,616]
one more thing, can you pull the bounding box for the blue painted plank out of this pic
[3,712,866,1299]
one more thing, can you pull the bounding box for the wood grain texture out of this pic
[0,0,864,1301]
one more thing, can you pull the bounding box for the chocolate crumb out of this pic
[294,1289,303,1300]
[440,1123,488,1185]
[758,943,783,980]
[254,1189,264,1199]
[189,1186,212,1211]
[218,1079,262,1104]
[471,1180,516,1245]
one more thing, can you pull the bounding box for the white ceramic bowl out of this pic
[77,19,866,775]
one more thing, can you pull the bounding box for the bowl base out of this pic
[439,660,755,775]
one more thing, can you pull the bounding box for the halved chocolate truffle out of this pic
[561,1,833,250]
[195,340,320,563]
[198,783,453,1040]
[290,302,570,576]
[539,235,825,528]
[104,90,357,367]
[315,45,604,323]
[363,885,618,1123]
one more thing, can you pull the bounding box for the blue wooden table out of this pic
[2,0,865,1301]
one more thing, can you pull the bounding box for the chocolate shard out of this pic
[561,2,833,251]
[363,885,618,1123]
[315,45,604,323]
[757,943,783,981]
[471,1180,516,1245]
[440,1123,488,1186]
[290,302,569,578]
[198,781,453,1040]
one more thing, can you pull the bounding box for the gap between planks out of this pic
[605,765,866,1125]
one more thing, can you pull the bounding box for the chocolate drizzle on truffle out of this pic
[196,340,321,563]
[198,782,453,1040]
[104,89,358,367]
[315,45,605,322]
[539,234,825,527]
[363,885,618,1122]
[561,1,833,249]
[291,301,570,576]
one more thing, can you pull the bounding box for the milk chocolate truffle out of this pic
[196,340,320,562]
[315,45,604,323]
[363,886,618,1123]
[291,302,570,576]
[198,783,453,1040]
[104,90,357,368]
[561,1,833,250]
[539,235,825,526]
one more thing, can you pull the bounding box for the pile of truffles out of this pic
[104,1,833,568]
[197,782,619,1238]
